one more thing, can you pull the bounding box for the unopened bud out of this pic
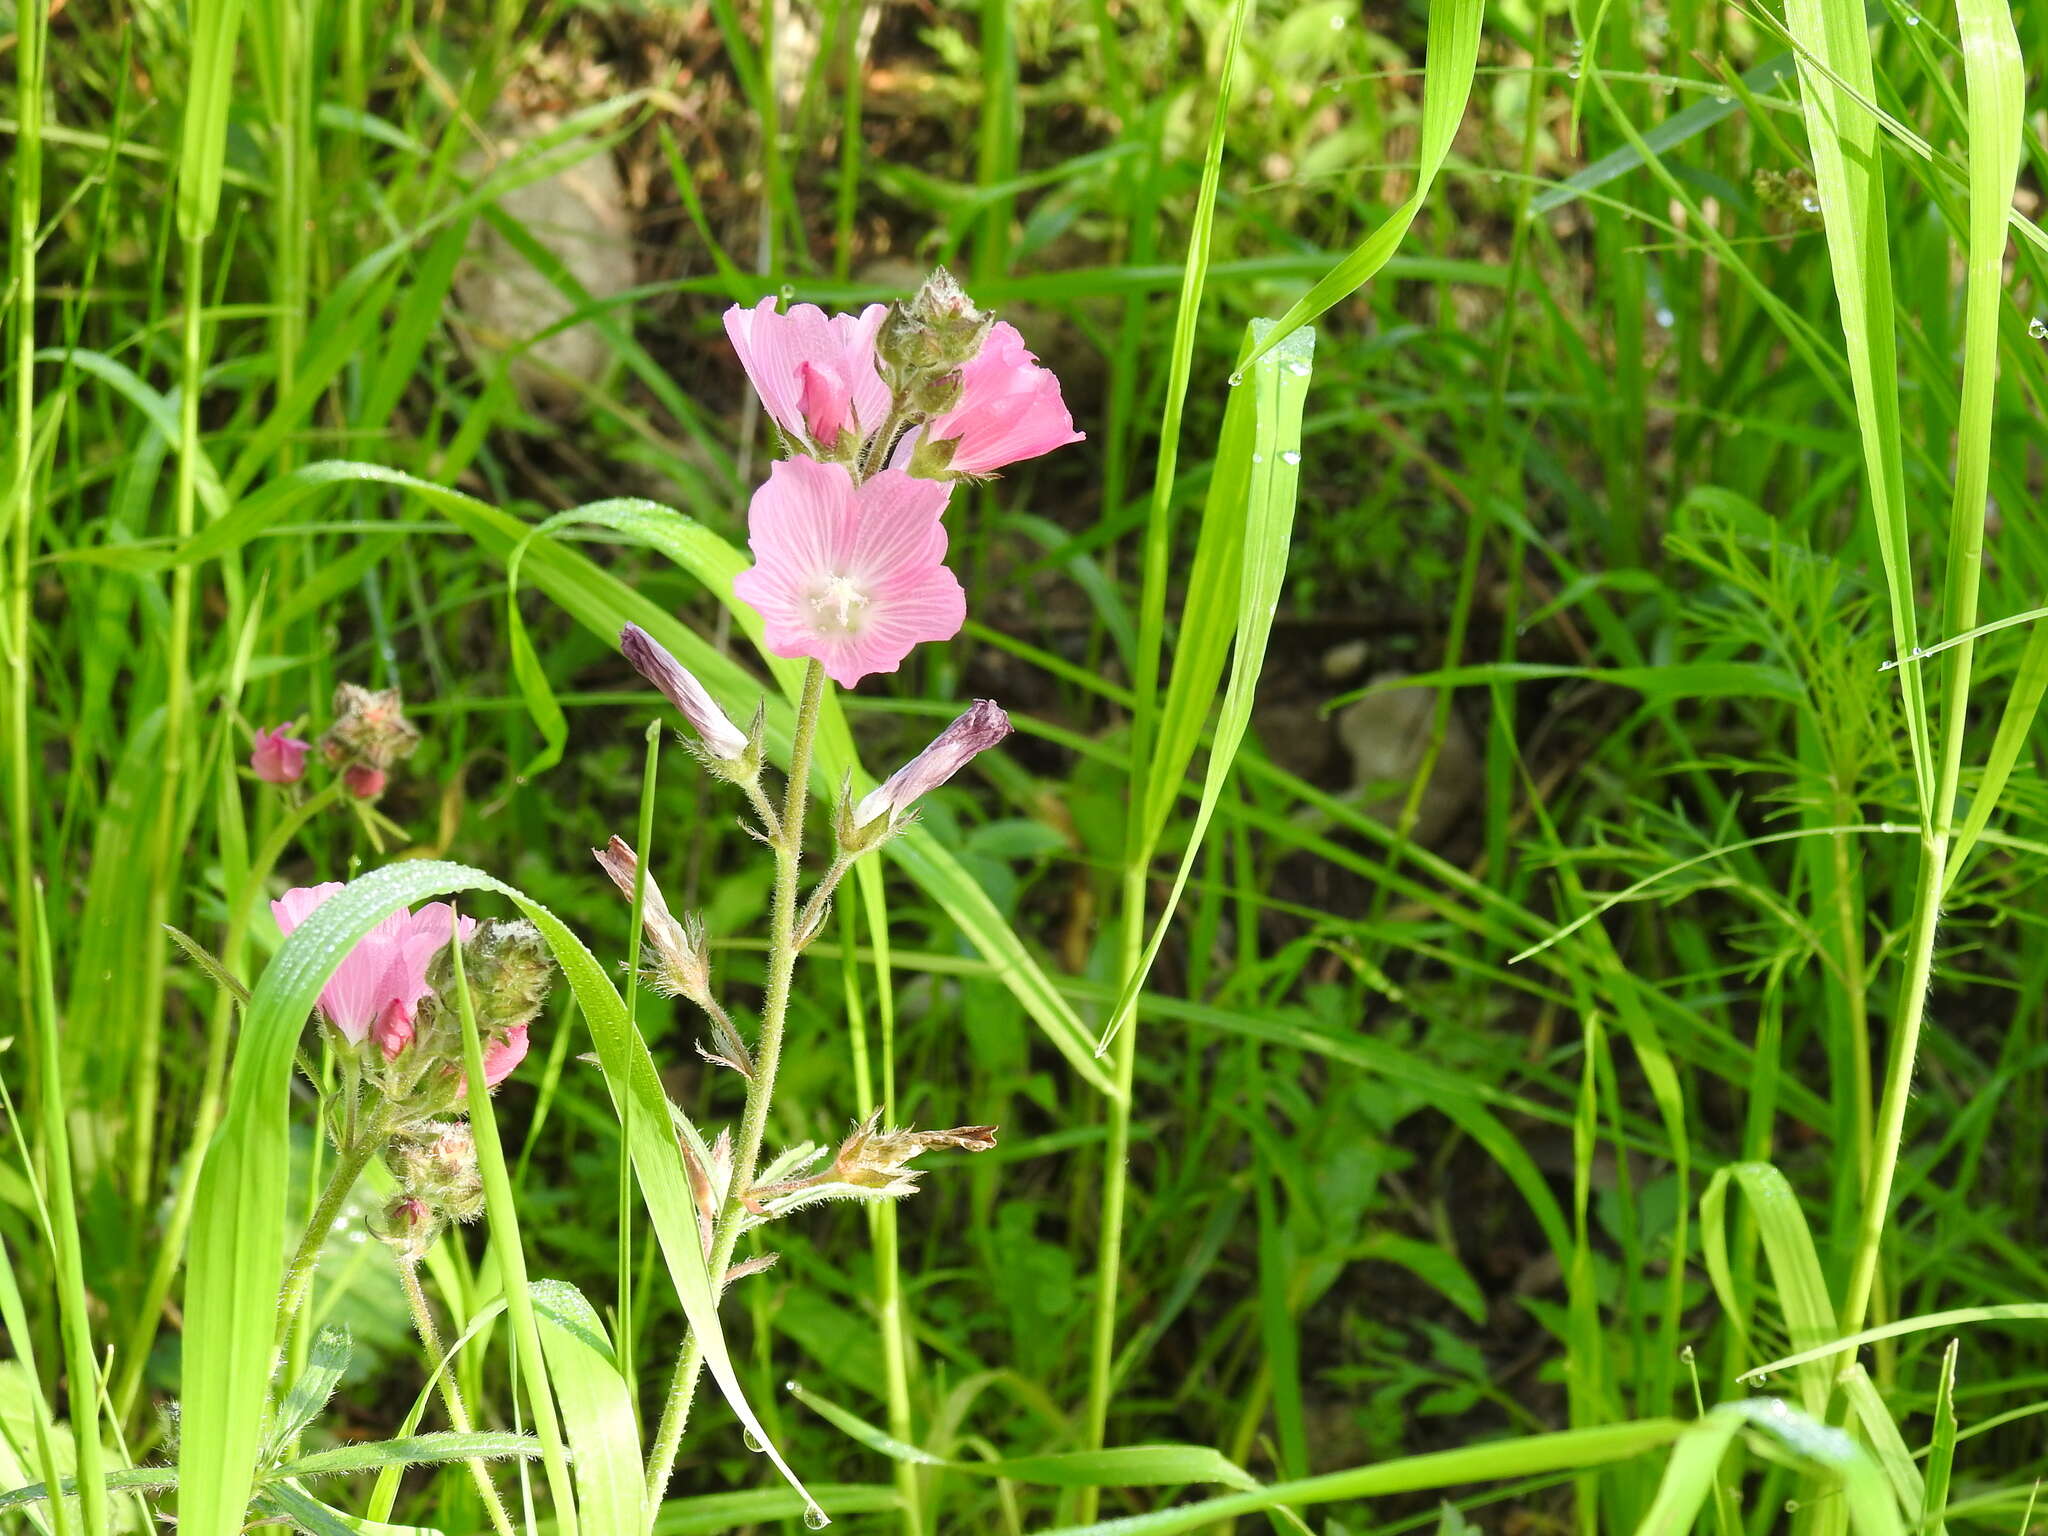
[343,763,387,800]
[877,266,994,382]
[593,836,713,1001]
[620,624,751,763]
[250,723,309,785]
[427,920,552,1094]
[392,1122,486,1221]
[850,700,1012,838]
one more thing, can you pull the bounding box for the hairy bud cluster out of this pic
[320,684,422,801]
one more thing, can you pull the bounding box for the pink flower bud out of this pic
[620,624,751,761]
[722,294,891,451]
[250,723,310,784]
[853,700,1012,829]
[344,764,387,799]
[371,998,415,1061]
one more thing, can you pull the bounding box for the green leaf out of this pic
[788,1380,1262,1489]
[1700,1163,1838,1418]
[0,1466,178,1515]
[530,1280,645,1535]
[257,1480,443,1535]
[265,1325,352,1463]
[1098,319,1313,1056]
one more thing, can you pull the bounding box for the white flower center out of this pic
[809,575,870,633]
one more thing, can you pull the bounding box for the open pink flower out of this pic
[724,295,892,451]
[251,723,310,785]
[272,884,475,1050]
[918,321,1083,476]
[731,459,965,688]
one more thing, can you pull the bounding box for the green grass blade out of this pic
[175,0,246,242]
[1234,0,1482,373]
[1095,320,1312,1056]
[1783,0,1934,814]
[1921,1340,1959,1536]
[1032,1421,1686,1535]
[529,1281,645,1536]
[1699,1163,1839,1418]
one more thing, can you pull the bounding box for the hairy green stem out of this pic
[644,659,827,1507]
[275,1106,390,1349]
[399,1259,519,1536]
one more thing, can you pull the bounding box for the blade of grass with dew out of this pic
[1234,0,1483,373]
[179,861,822,1533]
[528,1281,645,1536]
[1640,1400,1904,1536]
[1840,1364,1929,1524]
[1095,320,1312,1057]
[1699,1162,1839,1418]
[1738,1304,2048,1379]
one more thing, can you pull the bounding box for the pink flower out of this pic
[723,295,892,452]
[251,724,310,785]
[854,700,1013,829]
[343,764,387,800]
[918,321,1083,476]
[731,458,965,689]
[271,884,475,1049]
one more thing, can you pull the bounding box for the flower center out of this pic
[809,575,870,633]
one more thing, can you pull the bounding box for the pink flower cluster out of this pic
[272,884,527,1088]
[719,279,1082,688]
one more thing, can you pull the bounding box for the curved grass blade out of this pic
[1235,0,1482,374]
[1700,1162,1839,1417]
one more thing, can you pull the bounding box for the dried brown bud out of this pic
[828,1110,999,1193]
[323,684,422,771]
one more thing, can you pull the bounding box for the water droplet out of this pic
[742,1428,766,1453]
[1281,449,1301,465]
[778,285,796,302]
[1800,194,1820,213]
[1227,370,1245,387]
[1251,452,1265,464]
[803,1507,830,1530]
[1569,37,1584,54]
[2029,316,2047,339]
[1654,306,1676,328]
[1903,9,1920,23]
[1328,11,1344,26]
[1715,89,1734,105]
[1567,64,1582,79]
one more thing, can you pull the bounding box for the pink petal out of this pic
[483,1025,530,1088]
[833,304,892,438]
[371,999,415,1061]
[927,322,1084,475]
[271,882,344,936]
[722,296,808,441]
